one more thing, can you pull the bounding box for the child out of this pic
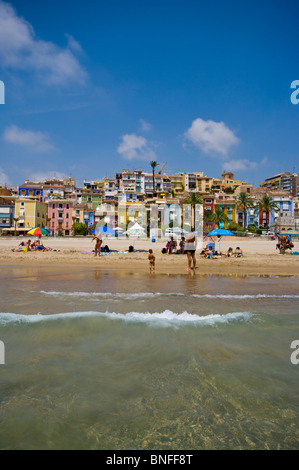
[148,249,155,273]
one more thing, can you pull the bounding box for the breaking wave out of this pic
[37,290,299,300]
[0,310,253,328]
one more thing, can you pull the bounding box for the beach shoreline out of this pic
[0,236,298,276]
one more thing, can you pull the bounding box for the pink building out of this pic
[48,200,73,236]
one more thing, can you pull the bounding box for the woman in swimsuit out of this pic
[92,233,102,257]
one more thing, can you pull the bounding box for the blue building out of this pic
[18,182,44,198]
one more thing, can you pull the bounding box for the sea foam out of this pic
[0,310,253,328]
[37,290,299,300]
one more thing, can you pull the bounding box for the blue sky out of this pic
[0,0,298,188]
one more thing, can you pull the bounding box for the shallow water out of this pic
[0,266,299,449]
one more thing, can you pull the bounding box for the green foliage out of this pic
[72,222,88,236]
[237,225,244,232]
[224,186,234,194]
[228,221,238,231]
[247,225,256,232]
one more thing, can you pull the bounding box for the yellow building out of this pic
[13,198,48,235]
[214,193,236,229]
[170,174,184,197]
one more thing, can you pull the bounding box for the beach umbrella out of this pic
[207,228,234,253]
[91,226,117,236]
[280,230,299,237]
[27,227,50,237]
[207,228,234,237]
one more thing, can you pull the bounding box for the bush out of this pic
[256,229,262,235]
[72,222,88,236]
[228,221,238,231]
[237,225,244,232]
[247,225,256,232]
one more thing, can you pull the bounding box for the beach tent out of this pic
[123,222,146,237]
[207,228,233,253]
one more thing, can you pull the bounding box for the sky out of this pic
[0,0,298,188]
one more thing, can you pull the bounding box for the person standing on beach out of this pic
[185,232,197,271]
[92,232,102,257]
[148,249,155,273]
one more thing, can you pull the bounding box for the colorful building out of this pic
[48,200,74,236]
[13,198,48,235]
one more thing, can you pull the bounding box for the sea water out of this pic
[0,266,298,450]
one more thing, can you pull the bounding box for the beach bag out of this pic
[161,248,167,254]
[129,245,134,252]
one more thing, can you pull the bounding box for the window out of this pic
[52,213,55,218]
[52,204,55,209]
[66,213,69,219]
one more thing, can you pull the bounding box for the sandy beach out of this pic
[0,236,298,276]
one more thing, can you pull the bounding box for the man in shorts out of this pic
[185,232,197,271]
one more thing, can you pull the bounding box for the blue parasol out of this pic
[207,228,234,253]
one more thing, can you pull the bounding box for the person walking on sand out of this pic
[185,231,197,271]
[92,232,102,257]
[148,249,155,273]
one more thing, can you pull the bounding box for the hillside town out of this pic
[0,167,298,237]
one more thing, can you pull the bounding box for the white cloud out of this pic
[139,119,152,132]
[28,171,68,182]
[0,168,10,185]
[0,1,87,85]
[184,117,239,156]
[3,125,55,152]
[117,133,157,161]
[222,159,258,171]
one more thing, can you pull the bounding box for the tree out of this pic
[183,192,203,231]
[13,217,19,236]
[150,161,159,191]
[256,194,279,229]
[236,192,255,230]
[72,222,88,236]
[211,208,229,228]
[203,209,214,223]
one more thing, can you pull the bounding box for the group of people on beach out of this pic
[202,246,243,259]
[165,236,186,255]
[16,238,49,252]
[276,235,294,252]
[92,230,243,273]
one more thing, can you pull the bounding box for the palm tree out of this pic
[13,217,19,236]
[236,192,255,230]
[212,208,229,228]
[256,194,279,229]
[184,192,203,231]
[150,161,159,191]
